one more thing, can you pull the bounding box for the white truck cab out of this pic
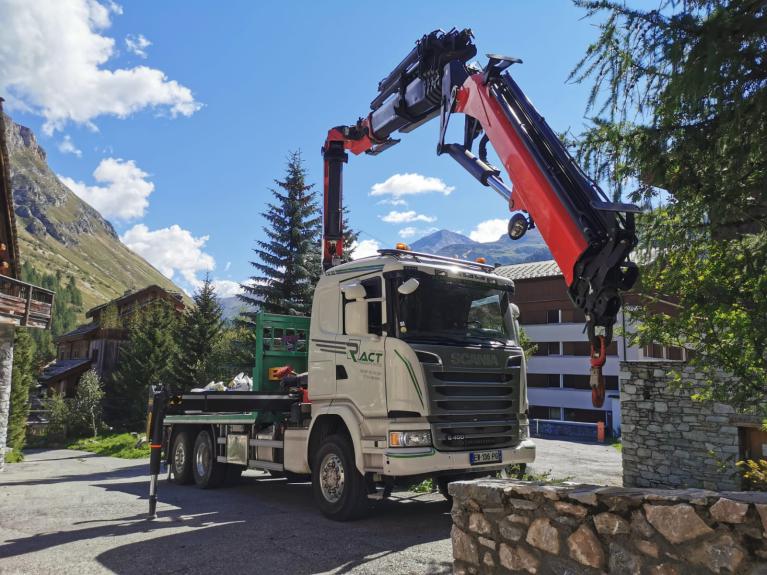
[161,248,535,521]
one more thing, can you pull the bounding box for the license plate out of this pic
[469,449,502,465]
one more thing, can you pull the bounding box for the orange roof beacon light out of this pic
[395,242,411,251]
[475,257,487,264]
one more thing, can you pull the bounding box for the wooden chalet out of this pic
[40,285,185,397]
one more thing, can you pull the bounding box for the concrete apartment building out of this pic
[496,260,685,436]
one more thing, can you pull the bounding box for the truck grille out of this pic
[424,365,521,452]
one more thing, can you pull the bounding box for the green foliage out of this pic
[43,391,70,445]
[240,151,322,318]
[19,260,84,363]
[68,433,150,459]
[518,326,537,361]
[8,329,36,453]
[410,478,434,493]
[341,206,361,263]
[5,449,24,463]
[71,369,104,438]
[209,323,256,382]
[99,303,121,329]
[109,300,179,430]
[572,0,767,408]
[171,276,225,391]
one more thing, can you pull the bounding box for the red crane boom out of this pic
[321,29,639,407]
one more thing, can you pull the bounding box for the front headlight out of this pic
[519,422,530,441]
[389,430,432,448]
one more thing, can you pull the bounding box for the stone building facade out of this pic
[620,361,767,491]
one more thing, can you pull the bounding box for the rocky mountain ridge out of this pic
[4,113,184,312]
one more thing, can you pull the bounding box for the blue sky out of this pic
[0,1,640,297]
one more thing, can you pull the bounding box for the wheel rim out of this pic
[174,441,186,471]
[319,453,345,504]
[196,437,210,478]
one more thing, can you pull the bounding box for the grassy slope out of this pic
[9,120,189,313]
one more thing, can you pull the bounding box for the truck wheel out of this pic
[312,435,369,521]
[171,431,194,485]
[192,430,226,489]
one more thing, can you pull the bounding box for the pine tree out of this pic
[172,276,224,391]
[239,151,322,318]
[341,206,361,263]
[108,301,179,430]
[8,329,36,455]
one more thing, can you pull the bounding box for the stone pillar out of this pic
[0,323,15,471]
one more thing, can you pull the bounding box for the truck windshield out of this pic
[396,273,515,347]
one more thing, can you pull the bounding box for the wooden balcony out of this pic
[0,275,54,329]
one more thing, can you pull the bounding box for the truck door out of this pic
[335,274,388,417]
[308,279,342,400]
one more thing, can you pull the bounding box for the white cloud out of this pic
[58,135,82,157]
[381,210,436,224]
[59,157,153,221]
[469,218,508,243]
[0,0,201,133]
[125,33,151,58]
[370,173,454,199]
[377,198,408,207]
[120,223,215,286]
[350,239,381,259]
[399,226,438,239]
[211,279,243,298]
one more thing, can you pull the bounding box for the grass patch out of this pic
[410,478,434,493]
[612,440,623,452]
[68,433,150,459]
[5,449,24,463]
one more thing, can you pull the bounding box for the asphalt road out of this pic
[0,439,621,575]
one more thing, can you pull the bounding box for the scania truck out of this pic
[154,247,533,520]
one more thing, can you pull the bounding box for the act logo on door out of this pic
[348,349,383,364]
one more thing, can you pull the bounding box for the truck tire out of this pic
[192,430,226,489]
[170,431,194,485]
[312,434,369,521]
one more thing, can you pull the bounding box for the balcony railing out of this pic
[0,275,54,329]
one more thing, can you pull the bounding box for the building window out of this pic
[562,341,618,356]
[546,309,560,324]
[533,342,560,356]
[563,374,590,390]
[561,308,586,323]
[643,343,665,359]
[528,373,560,388]
[529,406,561,420]
[564,408,606,424]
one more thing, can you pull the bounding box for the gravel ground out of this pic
[0,439,621,574]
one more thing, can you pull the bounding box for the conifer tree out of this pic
[8,329,35,455]
[172,276,224,391]
[239,151,321,318]
[108,301,179,429]
[341,206,361,263]
[572,0,767,406]
[73,369,104,438]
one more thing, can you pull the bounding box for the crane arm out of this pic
[321,29,639,407]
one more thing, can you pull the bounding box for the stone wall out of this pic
[450,479,767,574]
[620,361,742,491]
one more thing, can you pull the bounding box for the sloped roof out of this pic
[86,284,183,318]
[38,358,91,384]
[56,322,99,343]
[495,260,562,281]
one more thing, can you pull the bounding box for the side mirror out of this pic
[398,278,420,295]
[341,282,367,300]
[510,303,520,319]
